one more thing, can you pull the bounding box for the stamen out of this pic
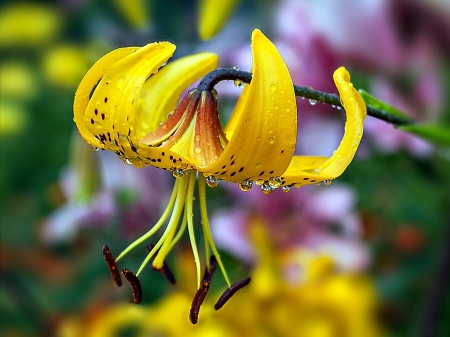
[115,178,181,262]
[122,269,142,304]
[214,277,251,310]
[189,279,211,325]
[146,244,176,285]
[102,244,122,287]
[185,171,202,287]
[202,255,218,283]
[198,174,231,287]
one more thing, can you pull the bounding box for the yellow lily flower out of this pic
[73,28,366,322]
[198,0,241,40]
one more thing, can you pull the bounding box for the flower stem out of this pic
[197,68,414,127]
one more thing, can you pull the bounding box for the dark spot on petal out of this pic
[94,108,98,115]
[90,118,94,124]
[259,171,265,176]
[269,170,274,174]
[231,160,235,166]
[162,152,165,156]
[230,172,236,177]
[303,178,309,180]
[238,167,244,173]
[101,113,105,120]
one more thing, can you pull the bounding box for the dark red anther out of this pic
[122,269,142,304]
[214,277,251,310]
[102,244,122,287]
[147,245,176,285]
[189,279,210,325]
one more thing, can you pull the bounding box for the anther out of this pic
[102,244,122,287]
[189,279,210,325]
[214,277,251,310]
[146,245,176,285]
[202,255,217,283]
[122,269,142,304]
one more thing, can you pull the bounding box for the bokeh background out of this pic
[1,0,449,336]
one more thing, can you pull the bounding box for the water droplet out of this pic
[268,136,275,144]
[286,107,291,112]
[331,105,336,109]
[274,104,279,110]
[323,180,332,186]
[205,175,219,188]
[172,169,185,178]
[124,158,133,165]
[261,182,274,194]
[270,84,277,91]
[194,147,202,154]
[282,185,292,193]
[255,162,261,167]
[195,135,201,142]
[91,146,100,152]
[336,105,342,110]
[116,77,125,89]
[315,182,322,186]
[234,79,244,87]
[309,99,317,106]
[158,122,168,129]
[232,66,239,70]
[238,180,253,192]
[268,177,282,189]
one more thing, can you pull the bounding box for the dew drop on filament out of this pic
[309,99,317,106]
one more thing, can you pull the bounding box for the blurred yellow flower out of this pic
[198,0,241,40]
[42,45,92,87]
[113,0,150,29]
[0,62,37,100]
[0,100,28,136]
[0,4,62,47]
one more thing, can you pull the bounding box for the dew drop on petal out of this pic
[268,177,282,189]
[91,146,100,152]
[268,136,275,144]
[194,147,202,154]
[238,180,253,192]
[205,175,219,188]
[124,158,133,165]
[261,182,274,194]
[116,77,125,89]
[270,84,277,92]
[323,180,332,186]
[173,169,185,178]
[282,185,292,193]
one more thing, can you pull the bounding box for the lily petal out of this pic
[198,0,240,40]
[281,67,367,187]
[74,47,139,149]
[204,29,297,182]
[136,53,218,139]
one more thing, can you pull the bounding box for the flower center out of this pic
[139,89,228,168]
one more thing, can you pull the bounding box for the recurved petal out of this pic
[82,42,176,167]
[198,0,240,40]
[73,47,138,149]
[203,29,297,182]
[281,67,366,187]
[136,52,219,139]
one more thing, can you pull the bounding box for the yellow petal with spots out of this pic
[204,29,297,182]
[198,0,240,40]
[74,47,140,149]
[136,53,219,139]
[281,67,366,187]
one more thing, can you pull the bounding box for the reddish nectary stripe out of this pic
[122,269,142,304]
[147,245,176,285]
[214,277,251,310]
[102,244,122,287]
[189,279,210,325]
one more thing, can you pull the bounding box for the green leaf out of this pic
[399,123,450,146]
[359,90,412,120]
